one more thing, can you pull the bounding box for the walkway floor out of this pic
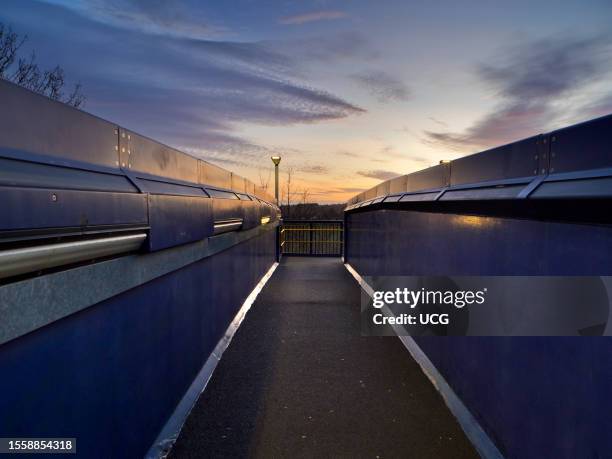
[170,257,477,458]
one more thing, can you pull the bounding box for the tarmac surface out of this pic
[170,257,477,458]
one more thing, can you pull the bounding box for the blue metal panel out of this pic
[134,178,208,197]
[450,136,540,186]
[0,188,147,232]
[212,198,243,223]
[550,114,612,173]
[242,201,261,230]
[346,208,612,458]
[0,228,276,459]
[147,195,213,251]
[0,157,137,193]
[406,164,450,192]
[0,80,119,169]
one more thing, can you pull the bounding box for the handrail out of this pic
[213,218,243,235]
[0,233,147,280]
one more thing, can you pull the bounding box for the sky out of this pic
[1,0,612,203]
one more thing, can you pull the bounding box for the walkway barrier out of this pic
[0,80,280,458]
[344,113,612,458]
[280,220,343,256]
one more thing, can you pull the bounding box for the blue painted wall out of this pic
[346,209,612,458]
[0,229,275,458]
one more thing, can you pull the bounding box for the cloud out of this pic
[297,165,329,174]
[279,10,347,25]
[7,1,365,170]
[356,170,399,180]
[351,70,410,103]
[425,35,612,150]
[41,0,227,39]
[579,93,612,119]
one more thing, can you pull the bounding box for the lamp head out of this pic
[271,156,281,166]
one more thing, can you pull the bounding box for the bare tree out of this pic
[282,167,295,218]
[0,22,85,108]
[258,167,271,194]
[300,188,310,205]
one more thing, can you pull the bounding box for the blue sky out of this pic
[2,0,612,202]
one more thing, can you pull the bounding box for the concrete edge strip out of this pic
[145,261,280,459]
[0,222,278,346]
[344,263,504,459]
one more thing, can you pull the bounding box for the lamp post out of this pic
[271,156,281,205]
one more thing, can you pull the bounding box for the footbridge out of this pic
[1,79,612,458]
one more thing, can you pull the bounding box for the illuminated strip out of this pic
[146,262,279,458]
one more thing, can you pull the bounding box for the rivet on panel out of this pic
[51,193,58,202]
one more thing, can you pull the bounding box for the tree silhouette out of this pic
[0,22,85,108]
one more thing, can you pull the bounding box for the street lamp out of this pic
[271,156,281,205]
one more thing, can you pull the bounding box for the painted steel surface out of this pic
[345,208,612,458]
[347,113,612,206]
[0,226,276,458]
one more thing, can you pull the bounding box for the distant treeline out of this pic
[281,203,344,220]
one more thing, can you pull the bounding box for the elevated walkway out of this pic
[170,258,477,458]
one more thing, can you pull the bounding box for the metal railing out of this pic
[280,220,343,256]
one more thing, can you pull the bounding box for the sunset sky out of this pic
[2,0,612,202]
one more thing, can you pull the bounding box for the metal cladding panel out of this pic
[147,195,213,251]
[450,136,539,186]
[244,179,256,195]
[376,181,390,197]
[0,80,119,169]
[134,178,207,197]
[119,131,199,184]
[242,201,261,229]
[201,161,232,189]
[389,175,408,193]
[0,229,276,458]
[0,157,136,193]
[549,114,612,173]
[212,198,244,222]
[406,164,450,191]
[231,174,247,193]
[364,187,377,200]
[0,188,147,232]
[345,209,612,458]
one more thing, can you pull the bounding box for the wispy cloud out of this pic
[279,10,347,25]
[42,0,224,39]
[297,164,329,174]
[425,35,612,150]
[356,169,399,180]
[18,1,365,170]
[351,70,410,103]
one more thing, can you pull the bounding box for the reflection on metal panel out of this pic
[0,79,119,169]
